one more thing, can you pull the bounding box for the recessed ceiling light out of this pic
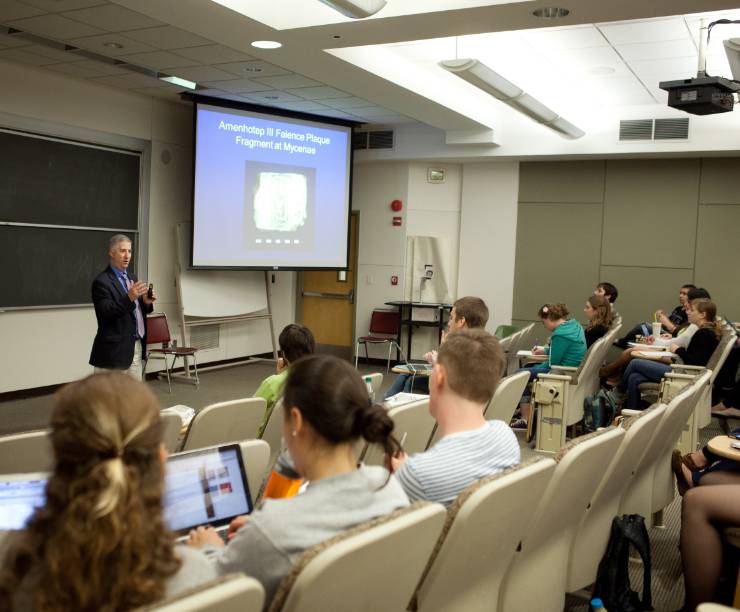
[532,7,569,19]
[251,40,282,49]
[103,42,123,49]
[588,66,616,75]
[243,66,263,73]
[159,75,197,90]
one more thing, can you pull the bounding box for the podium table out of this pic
[384,301,452,360]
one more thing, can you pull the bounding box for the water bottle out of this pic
[364,376,375,405]
[262,448,303,500]
[590,597,607,612]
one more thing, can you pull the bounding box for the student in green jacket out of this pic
[511,303,587,429]
[255,324,315,436]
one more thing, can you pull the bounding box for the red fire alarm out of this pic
[392,216,402,226]
[391,275,398,286]
[390,199,403,212]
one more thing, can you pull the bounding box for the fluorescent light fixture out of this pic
[160,75,197,90]
[318,0,387,19]
[440,58,585,139]
[251,40,282,49]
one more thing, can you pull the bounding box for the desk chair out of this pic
[142,574,264,611]
[267,502,446,612]
[238,439,271,499]
[0,430,53,474]
[355,309,402,372]
[160,412,183,453]
[484,370,530,423]
[145,312,199,393]
[181,397,267,451]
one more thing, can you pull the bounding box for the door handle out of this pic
[302,289,354,304]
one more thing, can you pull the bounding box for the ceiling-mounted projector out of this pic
[659,75,739,115]
[318,0,387,18]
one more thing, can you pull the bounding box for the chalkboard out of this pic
[0,130,139,229]
[0,226,138,308]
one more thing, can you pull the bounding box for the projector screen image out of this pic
[192,102,351,269]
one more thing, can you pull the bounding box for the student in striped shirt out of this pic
[389,328,520,506]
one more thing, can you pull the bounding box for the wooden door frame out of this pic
[295,211,359,350]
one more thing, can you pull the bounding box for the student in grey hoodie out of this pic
[187,355,409,609]
[511,303,587,429]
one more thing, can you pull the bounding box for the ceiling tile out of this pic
[201,78,273,93]
[123,26,211,50]
[0,32,32,49]
[198,89,254,104]
[173,44,254,65]
[286,85,348,100]
[0,46,59,65]
[599,18,688,45]
[168,64,235,82]
[62,5,163,32]
[22,0,103,11]
[547,46,630,77]
[94,72,168,89]
[272,100,332,112]
[317,108,363,120]
[615,39,697,62]
[322,96,376,109]
[45,60,104,78]
[215,59,290,78]
[23,43,80,62]
[68,32,155,56]
[118,50,194,70]
[629,56,698,80]
[244,91,304,103]
[361,115,414,125]
[70,57,130,76]
[348,105,396,117]
[252,74,322,89]
[0,0,44,21]
[8,14,104,40]
[519,25,607,50]
[586,75,656,106]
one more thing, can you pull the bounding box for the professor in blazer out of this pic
[89,234,156,380]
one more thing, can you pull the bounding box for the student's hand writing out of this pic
[227,515,250,540]
[531,346,545,355]
[187,526,224,548]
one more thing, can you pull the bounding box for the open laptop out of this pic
[0,473,48,531]
[164,443,253,541]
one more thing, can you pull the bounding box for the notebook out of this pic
[164,443,253,538]
[0,473,48,530]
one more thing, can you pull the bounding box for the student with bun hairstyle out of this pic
[189,354,409,607]
[511,303,587,429]
[0,373,216,611]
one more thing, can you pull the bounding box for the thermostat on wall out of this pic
[427,168,445,183]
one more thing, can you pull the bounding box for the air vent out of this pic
[654,118,690,140]
[619,118,690,142]
[352,130,394,150]
[619,119,653,140]
[189,325,220,350]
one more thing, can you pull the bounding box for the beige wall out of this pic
[513,158,740,332]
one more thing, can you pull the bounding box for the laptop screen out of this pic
[0,474,47,530]
[163,444,253,534]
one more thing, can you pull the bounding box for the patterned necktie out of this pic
[125,276,146,339]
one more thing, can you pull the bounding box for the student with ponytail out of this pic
[0,373,215,611]
[188,354,409,606]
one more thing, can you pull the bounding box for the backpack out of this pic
[592,514,653,612]
[583,388,619,433]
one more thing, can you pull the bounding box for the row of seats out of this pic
[138,368,707,611]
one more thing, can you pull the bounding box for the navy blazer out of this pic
[89,267,153,369]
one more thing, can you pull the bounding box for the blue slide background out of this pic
[192,104,351,268]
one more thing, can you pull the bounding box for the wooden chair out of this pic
[182,397,267,451]
[140,573,264,611]
[145,312,199,392]
[267,502,446,612]
[0,430,53,474]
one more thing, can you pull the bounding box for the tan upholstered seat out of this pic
[0,430,53,474]
[267,501,446,612]
[567,404,666,592]
[139,573,264,611]
[182,397,267,451]
[260,398,284,469]
[160,412,183,454]
[361,397,435,466]
[238,439,271,501]
[412,457,557,612]
[498,427,625,612]
[484,370,530,423]
[504,323,535,376]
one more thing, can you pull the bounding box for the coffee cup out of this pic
[652,322,662,339]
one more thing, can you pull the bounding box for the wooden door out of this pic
[300,214,358,348]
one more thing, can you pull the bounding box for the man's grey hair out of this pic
[109,234,132,250]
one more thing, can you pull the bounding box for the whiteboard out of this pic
[176,223,268,317]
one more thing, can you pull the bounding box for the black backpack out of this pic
[592,514,653,612]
